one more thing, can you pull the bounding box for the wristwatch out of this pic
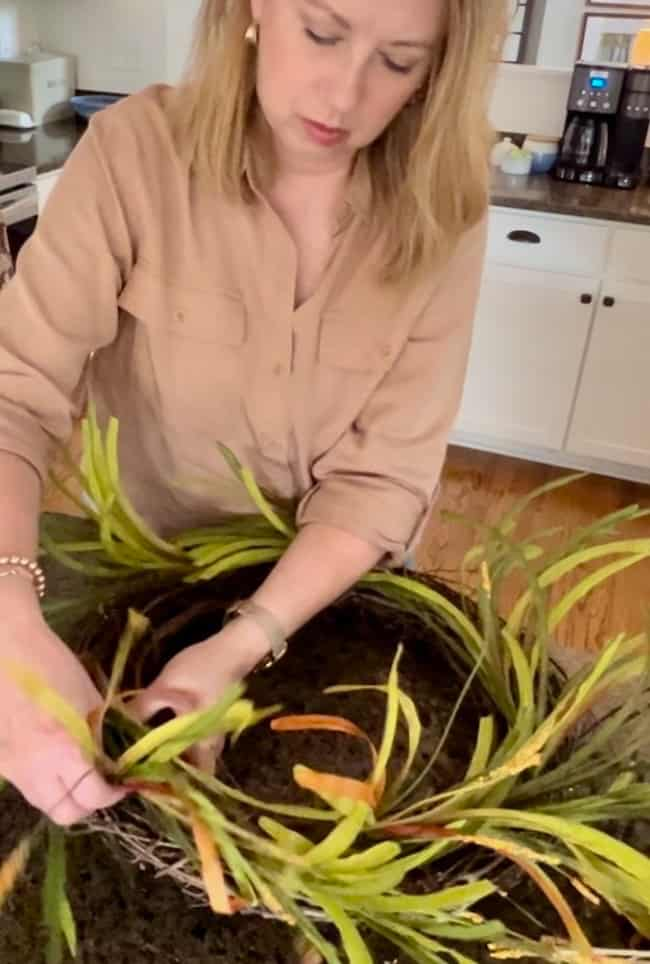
[224,599,289,673]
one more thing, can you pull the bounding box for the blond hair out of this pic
[172,0,506,284]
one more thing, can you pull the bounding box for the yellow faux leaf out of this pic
[3,661,96,760]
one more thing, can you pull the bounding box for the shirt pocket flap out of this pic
[319,308,401,373]
[118,265,246,346]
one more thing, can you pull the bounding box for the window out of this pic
[503,0,534,64]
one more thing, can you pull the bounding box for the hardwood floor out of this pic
[419,446,650,652]
[43,439,649,654]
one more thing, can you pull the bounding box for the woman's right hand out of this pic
[0,578,125,825]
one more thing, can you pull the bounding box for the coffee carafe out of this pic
[554,64,626,185]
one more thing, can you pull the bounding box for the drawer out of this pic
[607,226,650,284]
[487,208,609,277]
[36,171,60,212]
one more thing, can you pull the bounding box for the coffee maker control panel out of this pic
[568,66,625,114]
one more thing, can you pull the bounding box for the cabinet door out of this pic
[567,281,650,470]
[455,264,596,450]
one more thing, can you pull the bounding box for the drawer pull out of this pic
[580,293,593,305]
[507,229,541,245]
[603,296,616,308]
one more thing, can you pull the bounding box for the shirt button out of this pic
[174,310,185,323]
[379,343,392,359]
[272,363,284,377]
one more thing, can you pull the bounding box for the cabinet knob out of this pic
[580,293,593,305]
[507,229,541,245]
[603,296,616,308]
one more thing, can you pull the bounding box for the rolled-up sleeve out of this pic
[0,117,133,483]
[296,216,487,566]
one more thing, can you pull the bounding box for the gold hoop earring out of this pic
[245,22,259,46]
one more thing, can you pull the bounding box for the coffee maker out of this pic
[554,64,626,186]
[554,63,650,189]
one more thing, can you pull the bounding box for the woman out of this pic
[0,0,503,825]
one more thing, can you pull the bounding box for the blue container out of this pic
[530,152,558,175]
[69,94,126,120]
[523,137,560,176]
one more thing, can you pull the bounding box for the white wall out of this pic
[37,0,166,92]
[536,0,583,69]
[33,0,200,92]
[0,0,39,57]
[165,0,202,85]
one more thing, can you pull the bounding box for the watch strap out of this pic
[225,599,288,672]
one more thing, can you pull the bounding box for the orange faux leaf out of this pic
[191,814,232,916]
[86,706,103,744]
[123,779,177,798]
[273,715,385,804]
[228,895,249,913]
[272,714,372,744]
[0,836,32,909]
[294,764,378,810]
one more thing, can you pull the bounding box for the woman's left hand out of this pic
[130,617,271,771]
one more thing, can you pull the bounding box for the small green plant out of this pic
[2,408,649,964]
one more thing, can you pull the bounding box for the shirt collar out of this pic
[242,115,372,222]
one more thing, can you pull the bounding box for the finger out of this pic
[19,772,93,827]
[47,794,91,828]
[42,747,125,825]
[69,768,126,812]
[187,734,224,774]
[128,686,195,725]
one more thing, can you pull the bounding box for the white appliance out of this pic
[0,160,38,262]
[0,48,76,129]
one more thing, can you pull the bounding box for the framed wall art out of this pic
[578,13,648,63]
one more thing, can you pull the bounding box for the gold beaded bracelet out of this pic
[0,556,46,599]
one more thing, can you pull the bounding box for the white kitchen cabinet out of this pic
[486,208,609,278]
[454,263,597,450]
[36,171,60,213]
[566,281,650,471]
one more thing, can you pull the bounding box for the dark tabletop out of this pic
[2,115,650,227]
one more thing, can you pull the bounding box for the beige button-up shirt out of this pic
[0,86,486,565]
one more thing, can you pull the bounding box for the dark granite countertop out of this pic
[2,115,650,228]
[0,116,86,175]
[491,168,650,227]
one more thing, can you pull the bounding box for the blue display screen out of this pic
[590,77,608,90]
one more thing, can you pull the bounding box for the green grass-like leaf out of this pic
[43,828,75,964]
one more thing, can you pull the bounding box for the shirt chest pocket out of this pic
[117,265,248,438]
[318,309,403,375]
